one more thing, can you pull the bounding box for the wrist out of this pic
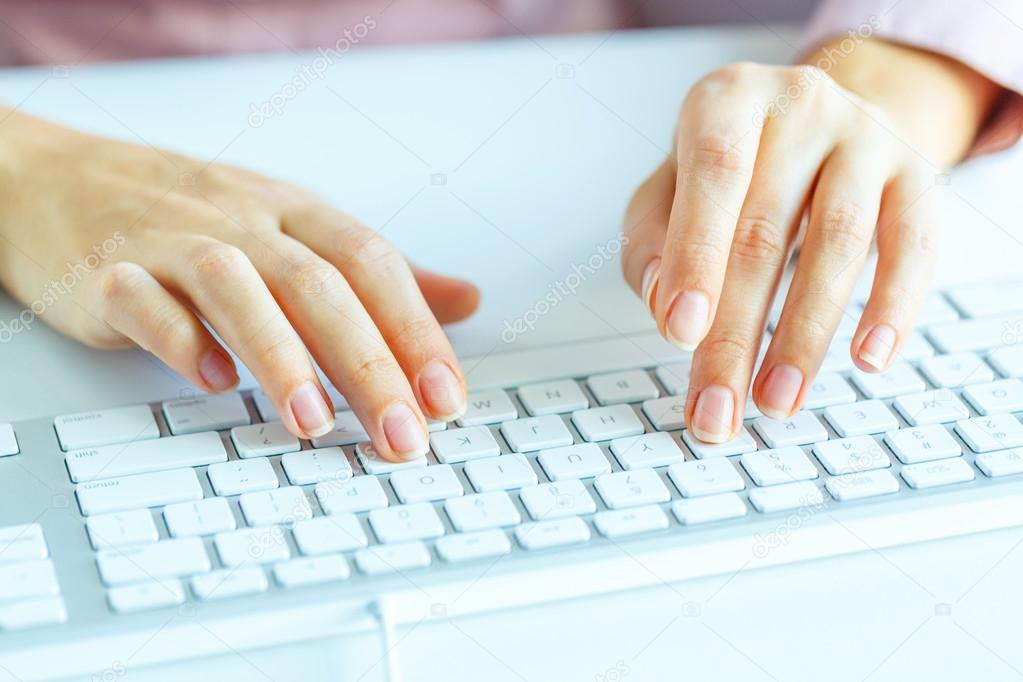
[803,37,1003,166]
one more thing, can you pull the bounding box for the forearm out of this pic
[803,38,1003,167]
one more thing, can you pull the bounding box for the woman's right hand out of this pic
[0,108,480,461]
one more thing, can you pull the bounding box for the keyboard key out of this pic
[355,441,428,474]
[463,453,537,492]
[274,555,350,587]
[988,346,1023,378]
[668,459,744,497]
[240,487,312,526]
[963,379,1023,415]
[293,515,367,554]
[642,396,686,431]
[802,373,857,410]
[826,469,900,501]
[823,400,899,437]
[900,332,937,362]
[368,503,445,543]
[753,412,828,448]
[0,596,67,629]
[919,352,994,388]
[54,404,159,451]
[893,389,970,426]
[354,542,431,574]
[748,481,824,513]
[310,411,369,447]
[107,580,184,614]
[741,447,819,486]
[76,468,203,516]
[946,281,1023,318]
[955,414,1023,452]
[594,469,670,509]
[251,389,279,422]
[457,390,517,426]
[163,393,250,435]
[436,530,512,562]
[519,480,596,520]
[572,405,645,442]
[682,427,758,458]
[0,424,18,457]
[163,498,236,537]
[915,294,960,325]
[207,458,279,496]
[586,370,660,405]
[431,425,501,463]
[813,436,890,475]
[976,448,1023,477]
[537,443,611,480]
[231,422,301,458]
[610,431,684,469]
[594,505,669,538]
[97,538,210,585]
[517,380,589,416]
[390,464,464,503]
[66,430,227,483]
[85,509,158,549]
[655,362,692,396]
[315,476,388,514]
[445,491,520,531]
[672,494,747,525]
[0,560,60,601]
[281,447,353,485]
[885,425,961,464]
[927,314,1023,353]
[191,567,268,601]
[0,524,48,562]
[851,364,925,399]
[500,415,573,452]
[821,340,856,373]
[515,517,591,550]
[901,458,975,489]
[216,526,290,566]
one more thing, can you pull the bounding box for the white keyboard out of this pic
[6,281,1023,676]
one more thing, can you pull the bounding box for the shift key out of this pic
[76,469,203,516]
[66,431,227,483]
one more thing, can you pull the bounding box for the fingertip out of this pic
[198,347,239,392]
[289,381,335,438]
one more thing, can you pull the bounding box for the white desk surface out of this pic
[3,24,1023,682]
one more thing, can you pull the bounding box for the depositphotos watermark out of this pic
[0,231,126,344]
[501,232,629,344]
[248,15,378,127]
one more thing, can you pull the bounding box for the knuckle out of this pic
[288,257,347,299]
[394,316,440,348]
[784,307,834,342]
[697,333,751,368]
[97,261,146,305]
[149,303,197,352]
[349,235,402,273]
[348,354,398,390]
[677,233,730,272]
[189,241,250,281]
[731,216,788,263]
[816,202,871,257]
[699,62,760,91]
[686,132,750,178]
[251,332,302,374]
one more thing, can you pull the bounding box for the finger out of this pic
[89,261,239,392]
[685,113,828,441]
[753,141,896,417]
[247,233,431,462]
[141,235,335,440]
[282,205,469,422]
[409,263,481,324]
[654,64,770,349]
[621,157,675,313]
[851,166,940,372]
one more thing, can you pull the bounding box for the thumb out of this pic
[409,262,480,324]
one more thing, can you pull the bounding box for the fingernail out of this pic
[382,402,430,459]
[289,382,334,438]
[690,385,735,443]
[759,364,804,419]
[641,258,661,314]
[418,360,467,421]
[666,290,710,351]
[858,324,897,371]
[199,348,238,391]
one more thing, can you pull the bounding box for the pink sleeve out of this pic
[802,0,1023,157]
